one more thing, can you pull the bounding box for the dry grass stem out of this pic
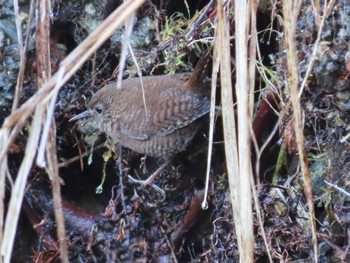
[117,14,136,88]
[233,0,254,261]
[202,30,220,209]
[1,106,44,263]
[35,0,69,261]
[282,1,318,261]
[248,0,273,261]
[12,0,35,111]
[299,0,336,97]
[217,0,239,226]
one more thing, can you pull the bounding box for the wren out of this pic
[70,51,211,195]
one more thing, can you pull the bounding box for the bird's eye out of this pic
[95,105,104,114]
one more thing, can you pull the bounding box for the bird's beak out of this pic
[69,110,91,122]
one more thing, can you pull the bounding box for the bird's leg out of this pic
[128,160,170,200]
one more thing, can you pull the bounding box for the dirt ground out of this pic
[1,0,350,262]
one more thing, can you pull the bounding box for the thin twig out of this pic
[324,181,350,197]
[58,143,106,168]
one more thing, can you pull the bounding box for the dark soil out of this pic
[1,0,350,262]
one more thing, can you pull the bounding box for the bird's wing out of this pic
[117,106,151,141]
[117,88,209,140]
[148,88,210,136]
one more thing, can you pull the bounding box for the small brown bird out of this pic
[70,51,211,194]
